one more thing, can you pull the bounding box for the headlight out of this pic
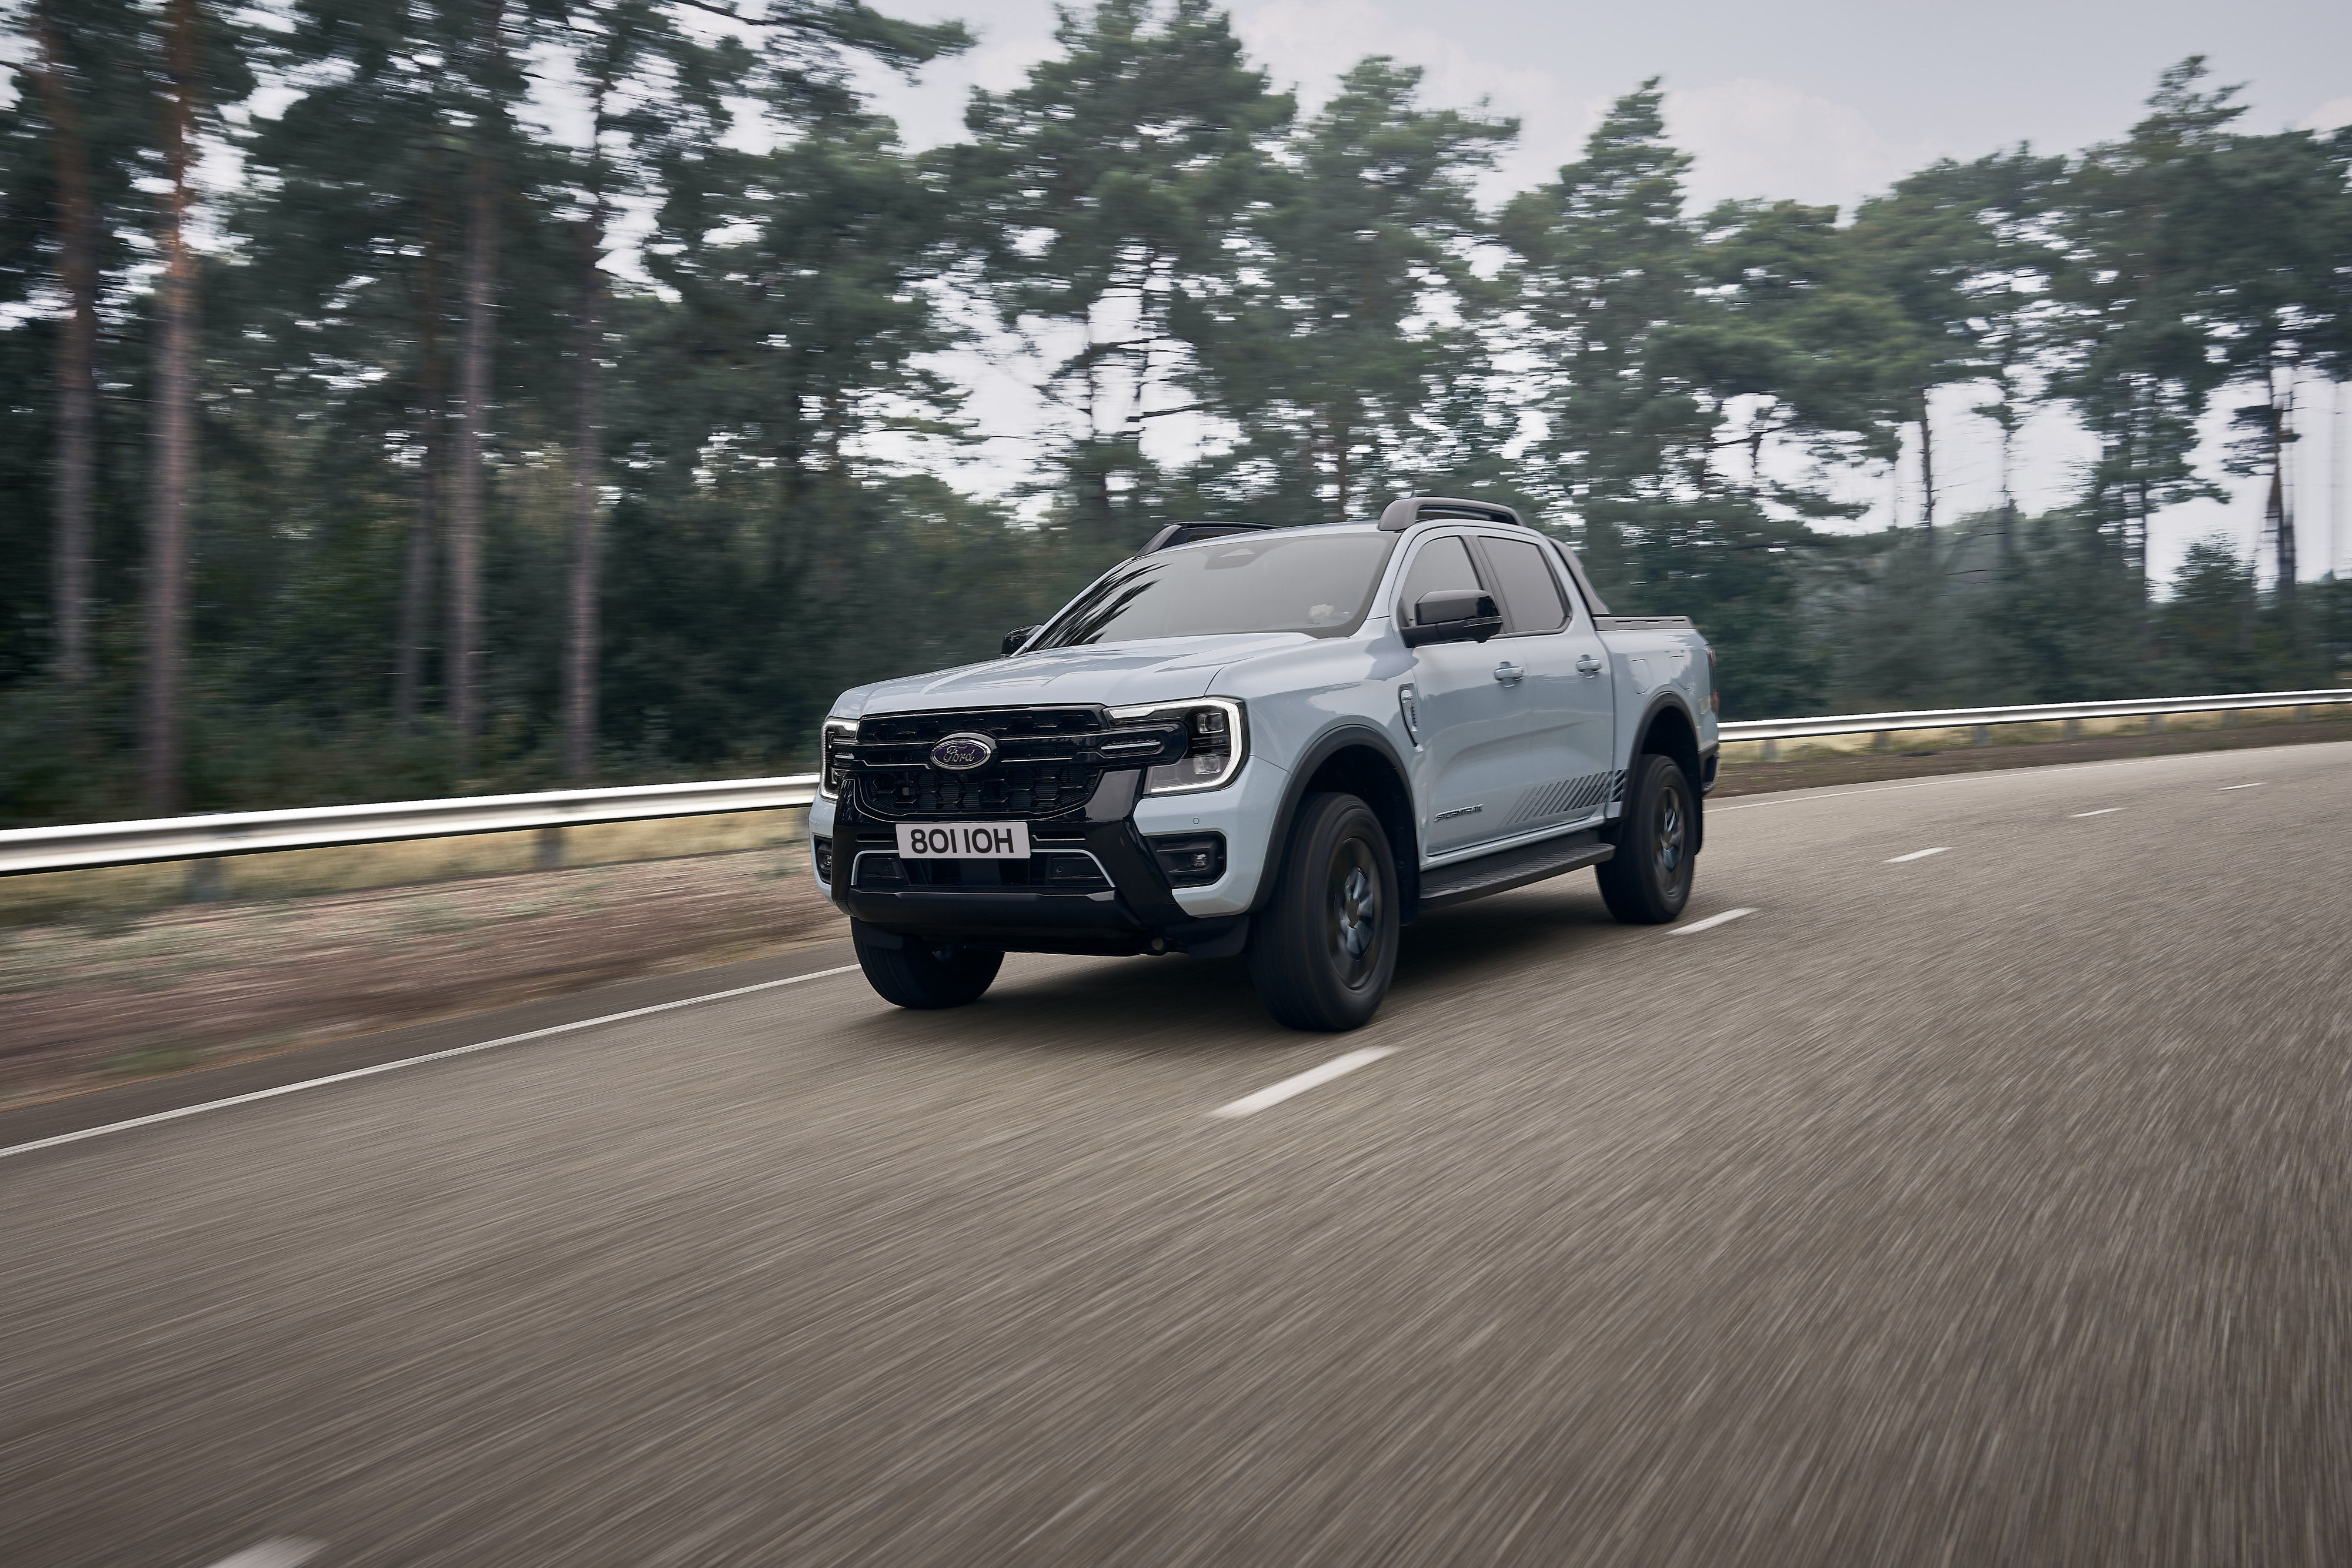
[1106,698,1246,795]
[818,717,857,800]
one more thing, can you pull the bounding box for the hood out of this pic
[832,633,1318,717]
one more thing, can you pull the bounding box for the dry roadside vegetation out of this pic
[4,847,843,1112]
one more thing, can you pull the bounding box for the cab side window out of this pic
[1397,536,1483,624]
[1477,536,1570,634]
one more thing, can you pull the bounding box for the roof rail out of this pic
[1376,496,1526,532]
[1139,521,1279,554]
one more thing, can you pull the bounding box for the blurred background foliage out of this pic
[2,0,2349,825]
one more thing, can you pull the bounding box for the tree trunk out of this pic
[1916,386,1935,537]
[563,97,608,783]
[396,189,448,730]
[1994,397,2017,563]
[1331,416,1351,523]
[32,0,98,731]
[2270,371,2296,600]
[448,0,507,779]
[141,0,201,817]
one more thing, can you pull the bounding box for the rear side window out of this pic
[1397,536,1483,623]
[1478,536,1570,634]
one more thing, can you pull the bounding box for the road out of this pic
[5,743,2348,1567]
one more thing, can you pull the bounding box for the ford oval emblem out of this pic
[930,732,996,771]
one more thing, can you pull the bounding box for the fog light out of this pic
[1148,832,1227,887]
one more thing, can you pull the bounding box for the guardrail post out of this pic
[1872,731,1892,753]
[2063,718,2081,741]
[1761,738,1779,762]
[2295,706,2310,724]
[2221,709,2239,728]
[1972,724,1991,748]
[534,825,565,871]
[185,857,229,902]
[2147,714,2163,734]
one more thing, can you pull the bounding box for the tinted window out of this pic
[1033,532,1397,648]
[1480,536,1570,633]
[1398,536,1483,624]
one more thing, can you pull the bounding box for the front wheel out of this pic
[1247,792,1400,1031]
[853,921,1004,1009]
[1596,753,1696,924]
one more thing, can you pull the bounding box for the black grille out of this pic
[849,707,1182,820]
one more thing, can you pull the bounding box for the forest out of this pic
[2,0,2349,827]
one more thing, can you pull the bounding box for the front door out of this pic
[1398,533,1535,855]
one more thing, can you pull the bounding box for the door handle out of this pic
[1576,654,1603,677]
[1492,661,1525,685]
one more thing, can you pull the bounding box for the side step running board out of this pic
[1418,831,1614,913]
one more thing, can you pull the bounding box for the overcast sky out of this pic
[866,0,2352,212]
[848,0,2352,581]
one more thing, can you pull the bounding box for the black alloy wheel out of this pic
[852,920,1004,1009]
[1596,752,1696,924]
[1248,791,1400,1031]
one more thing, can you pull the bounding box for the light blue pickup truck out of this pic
[810,497,1718,1030]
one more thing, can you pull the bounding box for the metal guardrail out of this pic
[0,775,819,877]
[2,688,2345,879]
[1718,688,2351,744]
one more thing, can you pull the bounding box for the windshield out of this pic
[1033,532,1397,650]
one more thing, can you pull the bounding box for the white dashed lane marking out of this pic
[1885,847,1951,863]
[2220,782,2267,791]
[1210,1048,1397,1119]
[1671,908,1756,936]
[205,1542,323,1568]
[2070,808,2126,817]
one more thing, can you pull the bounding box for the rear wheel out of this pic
[1596,753,1695,924]
[853,921,1004,1009]
[1247,792,1399,1031]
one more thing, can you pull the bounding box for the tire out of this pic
[853,921,1004,1009]
[1246,792,1401,1031]
[1596,753,1696,924]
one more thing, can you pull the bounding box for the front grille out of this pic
[849,706,1182,820]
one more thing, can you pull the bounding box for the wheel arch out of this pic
[1260,724,1423,922]
[1629,694,1706,854]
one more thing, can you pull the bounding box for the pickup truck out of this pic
[809,496,1718,1030]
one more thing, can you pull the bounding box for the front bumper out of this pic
[816,769,1251,958]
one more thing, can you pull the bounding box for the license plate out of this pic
[895,821,1031,860]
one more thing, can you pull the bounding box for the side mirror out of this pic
[1401,590,1502,647]
[1002,626,1041,657]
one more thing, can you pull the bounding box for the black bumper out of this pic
[827,770,1247,958]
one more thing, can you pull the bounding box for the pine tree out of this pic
[1185,56,1515,522]
[2047,59,2239,583]
[957,0,1291,541]
[1847,149,2064,540]
[2199,127,2352,601]
[1500,82,1705,591]
[4,0,149,741]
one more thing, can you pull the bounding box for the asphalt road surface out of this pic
[5,743,2348,1567]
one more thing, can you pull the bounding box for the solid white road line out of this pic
[0,965,862,1162]
[2220,782,2267,790]
[1670,907,1756,935]
[206,1542,323,1568]
[1210,1048,1397,1119]
[1886,847,1950,863]
[2070,807,2126,817]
